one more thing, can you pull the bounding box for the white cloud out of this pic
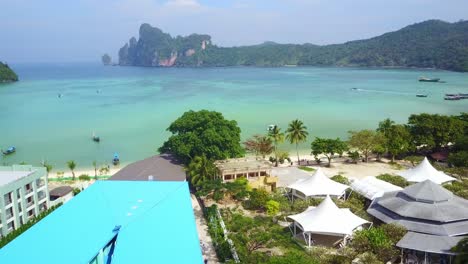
[165,0,200,8]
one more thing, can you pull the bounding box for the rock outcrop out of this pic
[0,62,18,82]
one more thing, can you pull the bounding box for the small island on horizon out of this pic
[0,62,18,83]
[114,19,468,72]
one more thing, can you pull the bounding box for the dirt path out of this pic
[191,194,220,264]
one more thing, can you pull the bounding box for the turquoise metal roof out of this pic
[0,181,203,264]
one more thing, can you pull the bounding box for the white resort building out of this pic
[0,165,49,238]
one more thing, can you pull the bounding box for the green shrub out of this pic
[246,188,270,210]
[376,174,409,187]
[298,166,315,172]
[265,200,280,216]
[73,188,82,195]
[444,180,468,199]
[204,205,233,261]
[78,174,91,181]
[330,175,350,185]
[448,151,468,167]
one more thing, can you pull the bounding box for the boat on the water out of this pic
[2,146,16,155]
[419,77,440,82]
[267,124,277,132]
[416,94,428,98]
[113,153,120,165]
[444,93,468,101]
[92,132,100,143]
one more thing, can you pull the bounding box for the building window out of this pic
[27,209,35,219]
[25,183,33,195]
[4,192,12,205]
[16,188,21,199]
[6,208,14,220]
[38,190,46,201]
[18,201,22,213]
[19,216,24,225]
[7,221,15,232]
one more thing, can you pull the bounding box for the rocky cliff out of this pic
[0,62,18,83]
[118,20,468,72]
[119,24,211,67]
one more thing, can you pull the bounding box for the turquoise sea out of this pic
[0,63,467,169]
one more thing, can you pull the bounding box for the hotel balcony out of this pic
[26,201,34,208]
[25,188,34,196]
[36,180,46,189]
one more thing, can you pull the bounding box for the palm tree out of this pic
[92,161,98,180]
[67,160,76,180]
[41,160,53,176]
[186,155,216,186]
[257,136,274,159]
[286,119,309,164]
[268,125,284,167]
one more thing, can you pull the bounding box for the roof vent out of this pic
[148,175,154,181]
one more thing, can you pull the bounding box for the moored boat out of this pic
[112,153,120,165]
[92,132,100,142]
[267,124,277,131]
[419,77,440,82]
[416,94,428,98]
[2,146,16,155]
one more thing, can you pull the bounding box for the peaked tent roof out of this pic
[288,196,369,236]
[351,176,403,200]
[367,180,468,236]
[287,168,349,197]
[397,157,455,184]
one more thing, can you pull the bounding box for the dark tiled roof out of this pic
[367,180,468,236]
[396,232,465,255]
[109,154,186,182]
[49,186,73,197]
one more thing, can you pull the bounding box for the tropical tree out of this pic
[268,125,284,167]
[311,137,348,167]
[407,113,465,151]
[377,118,395,136]
[452,237,468,264]
[285,119,309,164]
[159,110,243,164]
[67,160,77,180]
[348,130,386,162]
[186,155,217,187]
[386,125,411,162]
[92,161,98,180]
[243,135,274,159]
[41,161,53,176]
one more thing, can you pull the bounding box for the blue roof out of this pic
[0,181,203,264]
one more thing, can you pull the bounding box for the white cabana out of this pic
[350,176,403,200]
[287,196,369,247]
[397,157,455,184]
[287,168,348,200]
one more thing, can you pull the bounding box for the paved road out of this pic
[191,194,219,264]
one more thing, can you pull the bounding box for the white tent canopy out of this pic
[287,196,369,246]
[350,176,403,200]
[287,168,348,199]
[397,157,455,184]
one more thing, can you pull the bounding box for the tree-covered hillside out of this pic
[0,62,18,82]
[118,20,468,72]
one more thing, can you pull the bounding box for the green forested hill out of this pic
[0,62,18,82]
[118,20,468,72]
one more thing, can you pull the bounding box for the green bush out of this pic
[349,224,405,262]
[448,151,468,167]
[330,175,350,185]
[265,200,280,216]
[73,188,82,195]
[376,174,409,187]
[246,188,270,210]
[298,166,315,172]
[444,180,468,199]
[78,174,91,181]
[204,205,233,261]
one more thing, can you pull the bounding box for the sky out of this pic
[1,0,467,63]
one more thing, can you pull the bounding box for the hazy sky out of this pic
[1,0,467,63]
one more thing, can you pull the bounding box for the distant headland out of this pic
[0,62,18,83]
[113,19,468,72]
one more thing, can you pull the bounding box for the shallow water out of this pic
[1,63,466,169]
